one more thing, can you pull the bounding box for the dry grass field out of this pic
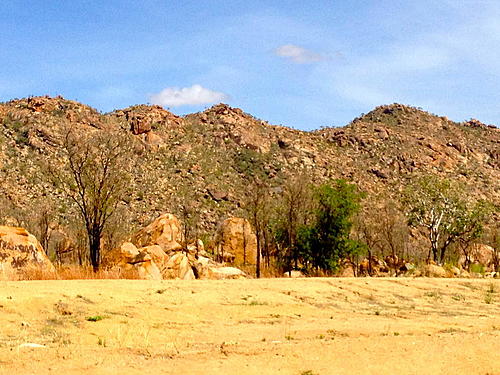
[0,277,498,375]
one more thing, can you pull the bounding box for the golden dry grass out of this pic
[0,277,498,374]
[12,265,140,281]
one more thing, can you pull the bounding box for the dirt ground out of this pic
[0,277,498,375]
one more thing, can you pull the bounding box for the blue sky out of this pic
[1,1,500,130]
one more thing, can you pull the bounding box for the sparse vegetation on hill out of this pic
[0,96,498,276]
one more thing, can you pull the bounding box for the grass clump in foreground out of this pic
[484,283,496,304]
[86,315,105,322]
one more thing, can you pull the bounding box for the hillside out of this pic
[0,96,498,249]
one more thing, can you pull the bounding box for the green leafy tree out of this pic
[296,180,365,273]
[404,176,491,263]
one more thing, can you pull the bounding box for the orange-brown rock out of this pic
[140,245,168,266]
[130,213,183,252]
[111,105,183,135]
[207,266,246,280]
[0,226,55,278]
[187,104,272,153]
[102,242,162,280]
[216,217,257,266]
[423,264,448,278]
[163,253,195,280]
[145,131,164,148]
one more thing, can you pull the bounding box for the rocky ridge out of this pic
[0,96,498,257]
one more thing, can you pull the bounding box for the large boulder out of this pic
[102,242,162,280]
[131,213,183,252]
[163,253,195,280]
[423,264,448,278]
[0,226,55,278]
[216,217,257,266]
[207,266,246,280]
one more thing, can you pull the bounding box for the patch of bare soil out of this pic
[0,278,498,375]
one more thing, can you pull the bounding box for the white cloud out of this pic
[274,44,324,64]
[150,84,228,107]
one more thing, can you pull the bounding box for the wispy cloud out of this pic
[274,44,324,64]
[150,84,228,107]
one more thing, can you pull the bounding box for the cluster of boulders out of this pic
[188,104,272,153]
[0,214,250,280]
[338,250,498,278]
[101,213,247,280]
[110,104,183,149]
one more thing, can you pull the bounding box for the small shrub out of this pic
[469,263,485,275]
[86,315,105,322]
[484,283,496,304]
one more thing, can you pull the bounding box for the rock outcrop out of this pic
[216,217,257,266]
[0,226,55,278]
[111,104,183,135]
[102,242,162,280]
[207,266,246,280]
[423,264,448,278]
[105,214,247,280]
[130,213,183,252]
[189,104,272,153]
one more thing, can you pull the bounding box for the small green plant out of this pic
[98,337,106,346]
[424,290,442,300]
[86,315,105,322]
[484,283,496,304]
[438,327,464,334]
[451,294,465,301]
[486,283,496,294]
[300,371,318,375]
[470,263,485,275]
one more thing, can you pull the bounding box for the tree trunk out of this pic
[242,222,247,265]
[367,249,372,276]
[89,227,101,272]
[256,232,261,278]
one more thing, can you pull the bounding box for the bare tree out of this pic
[379,202,409,274]
[354,209,382,276]
[55,128,133,271]
[243,180,268,278]
[172,186,201,255]
[274,174,312,273]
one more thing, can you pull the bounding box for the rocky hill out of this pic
[0,96,498,249]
